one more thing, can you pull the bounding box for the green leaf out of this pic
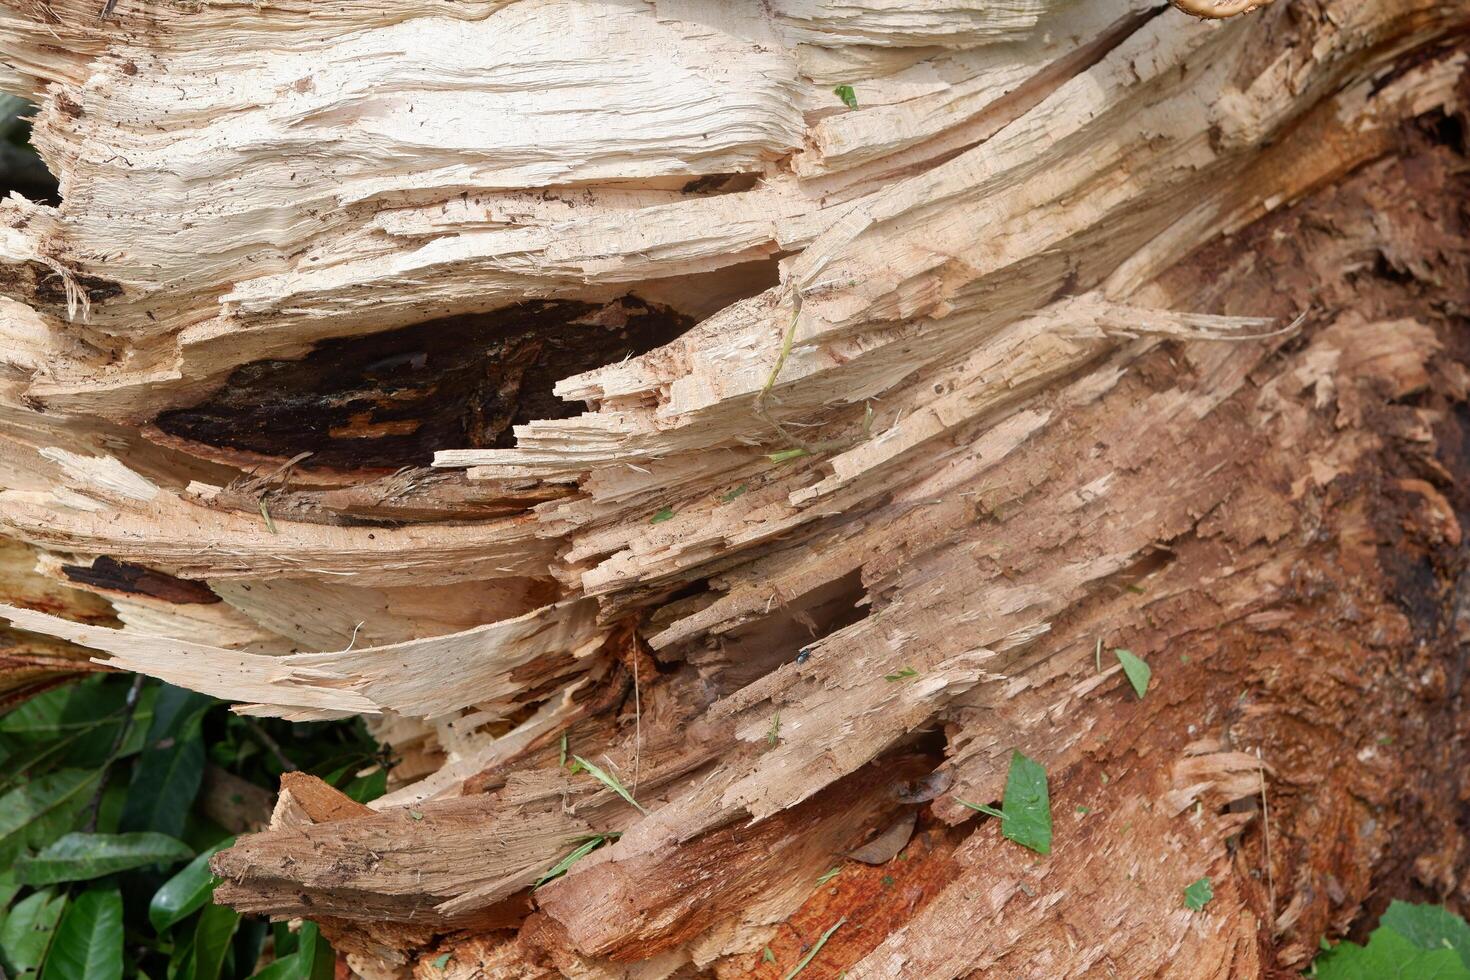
[149,837,235,932]
[343,766,387,804]
[0,869,20,914]
[302,922,336,980]
[121,715,206,837]
[0,768,100,864]
[999,750,1051,855]
[191,903,241,980]
[535,835,615,888]
[38,888,122,980]
[431,952,452,971]
[0,679,133,736]
[1314,924,1470,980]
[1183,877,1213,911]
[763,947,775,963]
[649,506,675,524]
[720,484,748,503]
[832,84,858,109]
[558,732,567,768]
[571,755,647,815]
[252,923,332,980]
[767,448,809,464]
[883,667,918,682]
[815,867,840,885]
[1113,648,1151,699]
[15,831,194,885]
[1381,901,1470,967]
[0,889,67,975]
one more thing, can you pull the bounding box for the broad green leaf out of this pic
[0,684,158,787]
[150,837,235,932]
[0,889,67,975]
[1114,649,1151,699]
[121,716,206,837]
[15,831,193,885]
[302,923,336,980]
[571,755,646,815]
[1183,877,1213,911]
[38,888,123,980]
[143,686,215,744]
[234,916,269,979]
[249,954,302,980]
[0,768,100,864]
[1381,901,1470,968]
[1314,924,1470,980]
[0,679,124,735]
[191,903,241,980]
[832,84,858,109]
[343,766,387,804]
[999,751,1051,855]
[0,869,20,914]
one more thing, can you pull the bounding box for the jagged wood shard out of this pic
[0,0,1468,976]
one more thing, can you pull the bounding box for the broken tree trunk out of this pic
[1,0,1468,975]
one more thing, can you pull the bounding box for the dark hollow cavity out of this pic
[156,297,692,470]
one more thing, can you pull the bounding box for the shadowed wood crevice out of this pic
[154,297,694,472]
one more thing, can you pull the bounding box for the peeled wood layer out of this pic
[0,0,1467,977]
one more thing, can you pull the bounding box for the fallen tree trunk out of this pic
[1,0,1468,976]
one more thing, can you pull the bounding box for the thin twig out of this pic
[632,647,642,794]
[783,916,846,980]
[1257,746,1275,924]
[243,716,298,772]
[752,286,875,458]
[83,673,145,831]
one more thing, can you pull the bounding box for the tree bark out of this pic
[1,0,1468,976]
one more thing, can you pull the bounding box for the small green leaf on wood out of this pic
[767,447,809,465]
[784,916,846,979]
[410,810,424,821]
[763,946,776,963]
[535,834,616,888]
[816,866,841,886]
[571,755,647,815]
[650,506,675,524]
[432,952,453,971]
[833,85,858,109]
[767,711,781,746]
[999,750,1052,855]
[1114,648,1151,699]
[721,484,748,503]
[559,732,568,767]
[884,667,918,682]
[1184,877,1214,911]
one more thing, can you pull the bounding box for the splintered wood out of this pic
[1,0,1468,976]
